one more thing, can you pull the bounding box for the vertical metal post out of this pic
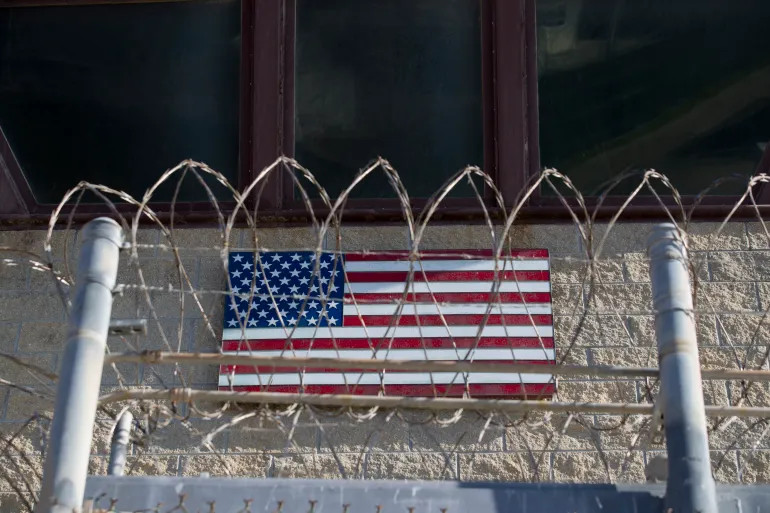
[107,412,133,477]
[37,218,123,513]
[648,224,717,513]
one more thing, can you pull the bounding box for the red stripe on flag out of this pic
[221,337,555,352]
[344,270,550,282]
[345,292,551,303]
[343,249,549,260]
[342,314,553,327]
[218,383,556,397]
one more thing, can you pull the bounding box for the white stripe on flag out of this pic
[218,372,555,386]
[342,303,552,315]
[344,281,550,294]
[344,259,549,272]
[222,325,554,340]
[222,348,555,360]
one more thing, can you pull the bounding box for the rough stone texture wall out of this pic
[1,221,769,510]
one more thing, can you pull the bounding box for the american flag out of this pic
[220,249,555,397]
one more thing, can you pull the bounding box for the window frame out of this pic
[1,0,768,228]
[0,0,255,226]
[254,0,532,220]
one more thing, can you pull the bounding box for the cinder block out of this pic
[555,346,590,367]
[589,347,658,368]
[712,450,740,484]
[708,419,765,451]
[501,224,583,257]
[271,452,363,479]
[591,223,655,258]
[728,381,770,408]
[329,225,408,251]
[698,282,759,312]
[141,361,204,388]
[415,225,500,251]
[587,283,652,314]
[165,228,238,253]
[181,454,269,478]
[318,414,409,453]
[551,258,624,284]
[197,256,229,291]
[552,450,644,483]
[124,455,180,476]
[710,251,770,282]
[0,291,65,322]
[17,322,65,352]
[189,318,222,353]
[626,250,712,285]
[554,314,634,348]
[625,315,655,347]
[551,284,584,312]
[90,421,114,456]
[701,380,730,406]
[0,324,18,353]
[114,287,222,321]
[141,419,227,454]
[27,264,71,292]
[699,346,769,370]
[626,314,715,347]
[242,227,323,252]
[459,452,548,482]
[747,222,770,250]
[182,362,220,386]
[0,231,47,254]
[116,256,199,293]
[718,314,770,347]
[4,389,53,421]
[101,362,142,386]
[89,456,105,476]
[0,354,56,386]
[108,318,187,353]
[737,449,770,483]
[506,414,598,452]
[690,252,711,282]
[687,222,748,251]
[226,414,318,454]
[0,260,28,291]
[0,493,30,513]
[366,452,457,480]
[557,380,637,403]
[409,416,504,453]
[624,253,649,283]
[594,414,656,450]
[124,228,161,257]
[695,315,719,345]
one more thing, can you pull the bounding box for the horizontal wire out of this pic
[104,351,653,378]
[98,388,770,419]
[101,388,653,415]
[103,351,770,382]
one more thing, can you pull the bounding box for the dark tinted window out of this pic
[0,1,240,203]
[536,0,770,195]
[295,0,483,199]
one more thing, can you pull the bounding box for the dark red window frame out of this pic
[1,0,769,228]
[248,0,535,222]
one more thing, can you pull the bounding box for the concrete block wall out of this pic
[1,221,770,509]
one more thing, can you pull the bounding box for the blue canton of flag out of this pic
[224,251,345,329]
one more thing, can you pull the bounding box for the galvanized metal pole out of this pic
[648,224,717,513]
[37,218,123,513]
[107,411,133,477]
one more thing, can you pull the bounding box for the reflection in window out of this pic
[536,0,770,195]
[0,1,240,203]
[295,0,483,199]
